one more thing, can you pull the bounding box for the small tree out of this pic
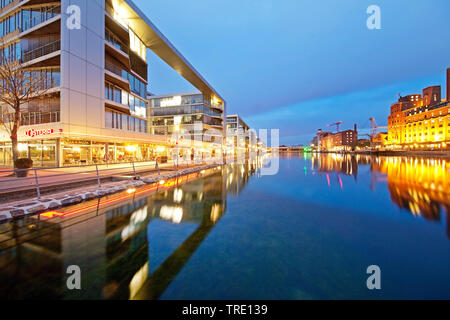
[0,54,47,168]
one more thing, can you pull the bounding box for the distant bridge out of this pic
[271,146,307,152]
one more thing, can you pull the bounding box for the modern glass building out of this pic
[148,91,225,160]
[226,114,258,158]
[0,0,225,167]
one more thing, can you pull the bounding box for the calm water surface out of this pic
[0,154,449,299]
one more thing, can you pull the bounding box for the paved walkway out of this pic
[0,160,198,198]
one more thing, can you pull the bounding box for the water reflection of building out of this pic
[311,154,450,238]
[311,153,362,179]
[0,167,232,299]
[372,157,450,227]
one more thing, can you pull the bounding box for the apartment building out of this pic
[0,0,224,166]
[226,114,249,157]
[148,91,225,160]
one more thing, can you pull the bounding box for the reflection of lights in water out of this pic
[228,174,233,186]
[159,206,183,224]
[210,204,221,222]
[129,262,148,299]
[198,192,203,201]
[121,207,148,242]
[173,188,183,203]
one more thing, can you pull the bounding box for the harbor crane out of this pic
[327,121,343,133]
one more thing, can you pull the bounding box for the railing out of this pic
[0,159,204,201]
[105,28,129,54]
[0,111,60,126]
[105,60,128,79]
[22,40,60,63]
[20,5,61,32]
[20,111,60,126]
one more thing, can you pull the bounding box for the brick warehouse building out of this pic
[387,68,450,150]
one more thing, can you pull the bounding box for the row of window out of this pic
[150,95,203,108]
[152,114,223,128]
[151,105,223,118]
[128,72,146,98]
[105,59,147,99]
[105,82,147,118]
[152,114,203,126]
[26,68,61,90]
[0,5,60,37]
[0,68,60,91]
[0,41,20,62]
[105,109,147,133]
[0,0,18,9]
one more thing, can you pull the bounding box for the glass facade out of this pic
[149,93,224,144]
[105,108,147,133]
[0,4,60,37]
[105,80,148,120]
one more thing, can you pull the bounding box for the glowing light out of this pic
[40,211,64,218]
[126,145,137,153]
[155,146,166,153]
[210,203,221,222]
[159,206,183,224]
[129,262,148,299]
[160,96,182,107]
[127,188,136,194]
[17,143,28,152]
[159,180,165,185]
[173,188,183,203]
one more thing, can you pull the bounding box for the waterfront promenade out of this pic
[0,160,223,223]
[0,160,202,202]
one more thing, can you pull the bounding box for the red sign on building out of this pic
[25,128,62,138]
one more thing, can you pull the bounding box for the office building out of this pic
[0,0,224,166]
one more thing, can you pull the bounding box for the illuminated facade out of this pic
[387,69,450,149]
[317,126,357,152]
[0,0,224,166]
[148,92,224,141]
[148,92,225,160]
[226,114,252,158]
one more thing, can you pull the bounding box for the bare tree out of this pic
[0,53,47,168]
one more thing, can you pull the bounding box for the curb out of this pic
[0,163,222,224]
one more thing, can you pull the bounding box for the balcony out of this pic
[105,60,130,90]
[21,40,60,64]
[0,110,60,126]
[21,111,60,126]
[20,5,61,34]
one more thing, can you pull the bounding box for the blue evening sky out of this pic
[134,0,450,145]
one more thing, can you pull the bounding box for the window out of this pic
[129,29,146,60]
